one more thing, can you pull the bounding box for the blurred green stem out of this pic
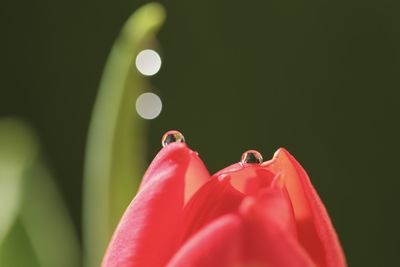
[0,118,80,267]
[82,3,165,267]
[21,162,81,267]
[0,119,37,246]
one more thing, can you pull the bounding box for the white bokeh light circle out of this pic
[135,50,162,76]
[135,92,162,120]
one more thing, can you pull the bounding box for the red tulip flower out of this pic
[102,131,346,267]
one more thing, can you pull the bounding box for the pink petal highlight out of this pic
[102,143,210,267]
[263,148,346,267]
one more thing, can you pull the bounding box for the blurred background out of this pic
[1,0,400,266]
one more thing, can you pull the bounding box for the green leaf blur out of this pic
[82,3,166,267]
[0,118,80,267]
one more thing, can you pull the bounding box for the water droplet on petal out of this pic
[241,150,263,164]
[161,130,185,147]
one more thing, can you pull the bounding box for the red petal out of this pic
[240,194,316,267]
[166,214,245,267]
[176,176,244,246]
[175,161,295,247]
[168,193,315,267]
[139,144,209,202]
[213,163,276,196]
[242,187,298,238]
[262,148,346,267]
[102,143,210,267]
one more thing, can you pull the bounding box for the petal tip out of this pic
[274,147,291,157]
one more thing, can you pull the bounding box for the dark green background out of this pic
[1,0,399,266]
